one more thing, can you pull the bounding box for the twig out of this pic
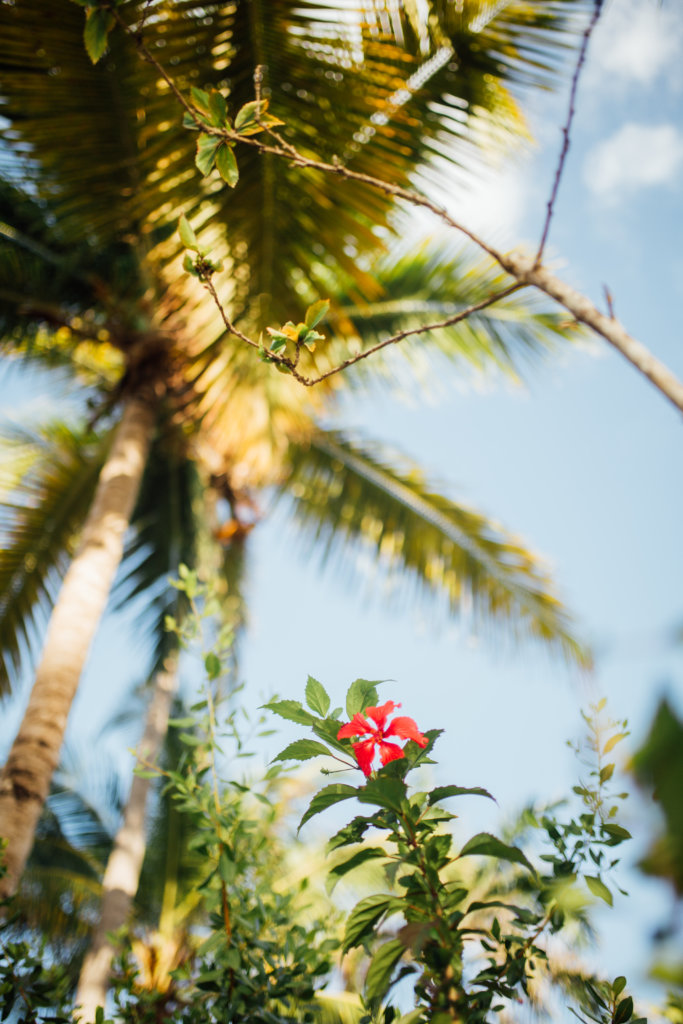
[114,8,683,416]
[535,0,604,263]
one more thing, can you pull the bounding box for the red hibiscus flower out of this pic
[337,700,428,777]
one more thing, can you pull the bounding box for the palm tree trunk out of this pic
[0,396,155,900]
[75,660,178,1021]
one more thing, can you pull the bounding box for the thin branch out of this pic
[535,0,604,263]
[114,8,683,417]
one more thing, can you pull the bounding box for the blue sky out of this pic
[1,0,682,1010]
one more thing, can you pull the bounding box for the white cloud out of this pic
[583,122,683,200]
[590,0,683,88]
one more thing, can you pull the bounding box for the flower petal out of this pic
[377,740,405,767]
[337,712,374,740]
[352,738,377,777]
[365,701,400,730]
[383,716,428,747]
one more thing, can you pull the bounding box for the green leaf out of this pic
[305,675,330,717]
[205,652,221,680]
[602,823,632,844]
[195,135,222,176]
[234,99,265,131]
[600,763,615,783]
[346,678,385,718]
[343,894,400,954]
[208,90,227,126]
[215,144,239,187]
[263,699,317,726]
[83,8,114,64]
[613,977,627,998]
[305,299,330,329]
[459,833,535,873]
[218,850,236,883]
[364,938,405,1005]
[359,776,407,815]
[328,847,388,890]
[298,784,358,831]
[190,86,212,115]
[272,739,332,763]
[614,997,634,1024]
[178,215,198,251]
[428,785,494,805]
[585,875,613,906]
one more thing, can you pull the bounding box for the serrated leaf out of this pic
[263,699,316,726]
[585,875,613,906]
[343,894,400,953]
[195,135,221,176]
[305,675,330,717]
[364,938,405,1005]
[215,144,239,187]
[428,785,494,805]
[604,732,628,755]
[272,739,332,763]
[459,832,535,873]
[359,776,407,815]
[346,678,385,718]
[298,784,358,831]
[328,847,388,891]
[305,299,330,329]
[83,8,114,64]
[179,215,198,251]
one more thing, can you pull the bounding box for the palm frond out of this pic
[284,430,589,666]
[0,420,108,695]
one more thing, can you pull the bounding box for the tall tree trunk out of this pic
[0,396,155,900]
[75,660,178,1021]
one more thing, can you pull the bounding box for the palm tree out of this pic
[0,0,594,901]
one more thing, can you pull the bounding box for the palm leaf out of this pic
[0,420,109,695]
[284,430,589,665]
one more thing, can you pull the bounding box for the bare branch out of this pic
[535,0,604,263]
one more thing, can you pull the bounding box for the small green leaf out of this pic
[613,977,627,998]
[168,716,196,728]
[179,215,199,251]
[205,652,221,680]
[234,99,265,131]
[600,763,615,783]
[183,253,198,276]
[428,785,494,805]
[299,784,358,831]
[343,894,400,953]
[218,850,236,884]
[215,144,239,187]
[305,676,330,717]
[208,90,228,126]
[602,823,632,844]
[614,997,634,1024]
[84,8,114,64]
[364,938,405,1005]
[346,678,385,718]
[459,833,535,873]
[191,86,212,114]
[272,739,332,763]
[585,875,613,906]
[195,135,222,176]
[305,298,330,329]
[263,699,316,726]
